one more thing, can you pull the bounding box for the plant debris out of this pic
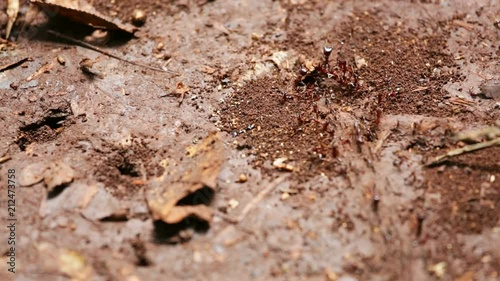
[5,0,19,39]
[26,61,55,81]
[48,30,176,73]
[146,132,225,224]
[0,57,29,72]
[427,121,500,166]
[30,0,136,34]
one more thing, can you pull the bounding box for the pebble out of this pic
[236,174,248,183]
[132,9,147,26]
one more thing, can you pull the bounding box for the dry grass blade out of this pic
[0,57,29,72]
[426,138,500,166]
[48,30,178,74]
[218,175,288,224]
[0,156,12,164]
[6,0,19,39]
[426,122,500,166]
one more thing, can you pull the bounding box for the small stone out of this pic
[57,56,66,65]
[354,55,367,69]
[428,262,446,278]
[273,158,294,171]
[131,9,147,27]
[228,199,239,210]
[280,192,290,201]
[236,174,248,183]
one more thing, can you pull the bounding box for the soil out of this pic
[0,0,499,280]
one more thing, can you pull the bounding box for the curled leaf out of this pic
[147,132,225,224]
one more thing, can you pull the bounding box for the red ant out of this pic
[296,46,359,94]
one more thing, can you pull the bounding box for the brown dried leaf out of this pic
[146,132,225,224]
[30,0,136,34]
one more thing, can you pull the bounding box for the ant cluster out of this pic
[288,46,361,159]
[296,46,359,97]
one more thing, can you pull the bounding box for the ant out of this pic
[296,46,360,93]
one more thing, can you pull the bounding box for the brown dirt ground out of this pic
[0,0,499,280]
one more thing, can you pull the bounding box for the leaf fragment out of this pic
[146,132,225,224]
[30,0,136,34]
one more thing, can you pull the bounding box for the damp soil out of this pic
[0,0,499,280]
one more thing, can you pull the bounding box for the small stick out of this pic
[0,156,12,164]
[426,137,500,166]
[26,61,54,81]
[0,57,29,72]
[217,175,288,224]
[47,30,178,74]
[6,0,19,39]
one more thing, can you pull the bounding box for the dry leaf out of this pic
[30,0,136,34]
[146,132,225,224]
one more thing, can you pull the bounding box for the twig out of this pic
[411,86,430,92]
[455,122,500,143]
[0,57,29,72]
[6,0,19,39]
[47,30,178,74]
[0,156,12,164]
[217,175,288,224]
[426,138,500,166]
[26,61,54,81]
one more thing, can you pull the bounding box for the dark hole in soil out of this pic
[21,116,66,132]
[117,160,141,177]
[16,108,71,151]
[153,218,209,244]
[47,183,71,199]
[176,186,214,206]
